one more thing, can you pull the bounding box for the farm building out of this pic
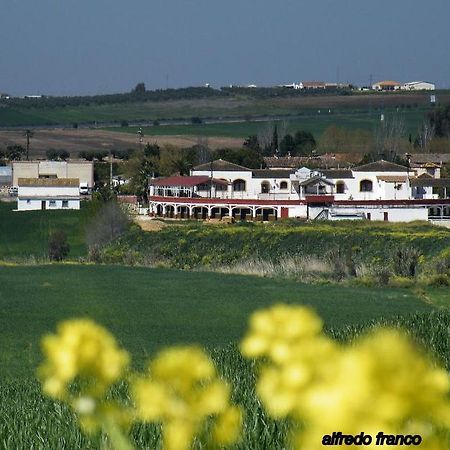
[372,81,402,91]
[12,160,94,191]
[148,159,450,223]
[17,178,80,211]
[401,81,435,91]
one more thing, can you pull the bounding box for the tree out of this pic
[294,131,316,155]
[372,116,407,162]
[46,149,70,160]
[124,148,159,200]
[428,104,450,138]
[279,134,295,156]
[243,135,261,153]
[414,119,435,152]
[6,145,26,161]
[257,122,276,156]
[86,201,130,259]
[272,125,279,154]
[132,82,146,94]
[48,230,70,261]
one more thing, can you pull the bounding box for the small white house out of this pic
[17,178,80,211]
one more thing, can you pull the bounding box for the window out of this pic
[49,200,56,207]
[233,179,246,192]
[360,179,373,192]
[261,181,270,193]
[26,199,31,204]
[280,181,288,190]
[62,200,69,208]
[336,181,345,194]
[215,180,228,191]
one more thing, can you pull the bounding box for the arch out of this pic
[280,181,288,190]
[255,206,278,221]
[215,179,228,191]
[429,207,441,217]
[232,207,252,221]
[336,180,345,194]
[360,179,373,192]
[233,179,246,192]
[165,205,175,218]
[261,181,270,194]
[192,206,208,220]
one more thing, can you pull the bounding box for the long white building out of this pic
[148,159,450,223]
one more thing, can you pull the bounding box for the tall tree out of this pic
[272,125,279,155]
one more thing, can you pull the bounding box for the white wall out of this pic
[18,199,80,211]
[331,206,428,222]
[13,161,94,187]
[19,185,80,198]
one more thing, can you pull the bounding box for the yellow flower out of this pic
[242,305,450,450]
[132,346,242,449]
[213,406,243,445]
[38,319,129,399]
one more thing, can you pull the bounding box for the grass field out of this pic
[0,201,92,259]
[0,92,441,128]
[108,109,428,140]
[0,263,447,449]
[0,264,434,379]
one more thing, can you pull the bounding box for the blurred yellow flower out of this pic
[242,304,450,449]
[39,319,129,399]
[132,346,241,450]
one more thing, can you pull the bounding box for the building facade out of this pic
[17,178,80,211]
[12,161,94,190]
[148,159,450,223]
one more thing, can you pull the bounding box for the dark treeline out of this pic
[0,87,228,109]
[0,86,357,110]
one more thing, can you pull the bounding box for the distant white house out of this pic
[401,81,435,91]
[372,81,402,91]
[17,178,80,211]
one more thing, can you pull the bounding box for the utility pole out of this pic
[137,128,144,151]
[24,129,33,161]
[109,150,113,190]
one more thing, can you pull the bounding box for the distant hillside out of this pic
[0,87,447,128]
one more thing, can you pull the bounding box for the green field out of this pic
[0,264,448,449]
[0,264,434,379]
[108,109,427,140]
[0,201,92,259]
[0,91,440,128]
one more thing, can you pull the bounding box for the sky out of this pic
[1,0,450,96]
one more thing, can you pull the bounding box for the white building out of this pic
[17,178,80,211]
[401,81,435,91]
[372,81,401,91]
[147,159,450,223]
[12,161,94,191]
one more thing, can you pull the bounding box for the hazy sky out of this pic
[1,0,449,96]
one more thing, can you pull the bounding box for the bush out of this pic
[423,274,450,287]
[48,230,70,261]
[388,276,415,289]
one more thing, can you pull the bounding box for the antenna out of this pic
[165,73,169,90]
